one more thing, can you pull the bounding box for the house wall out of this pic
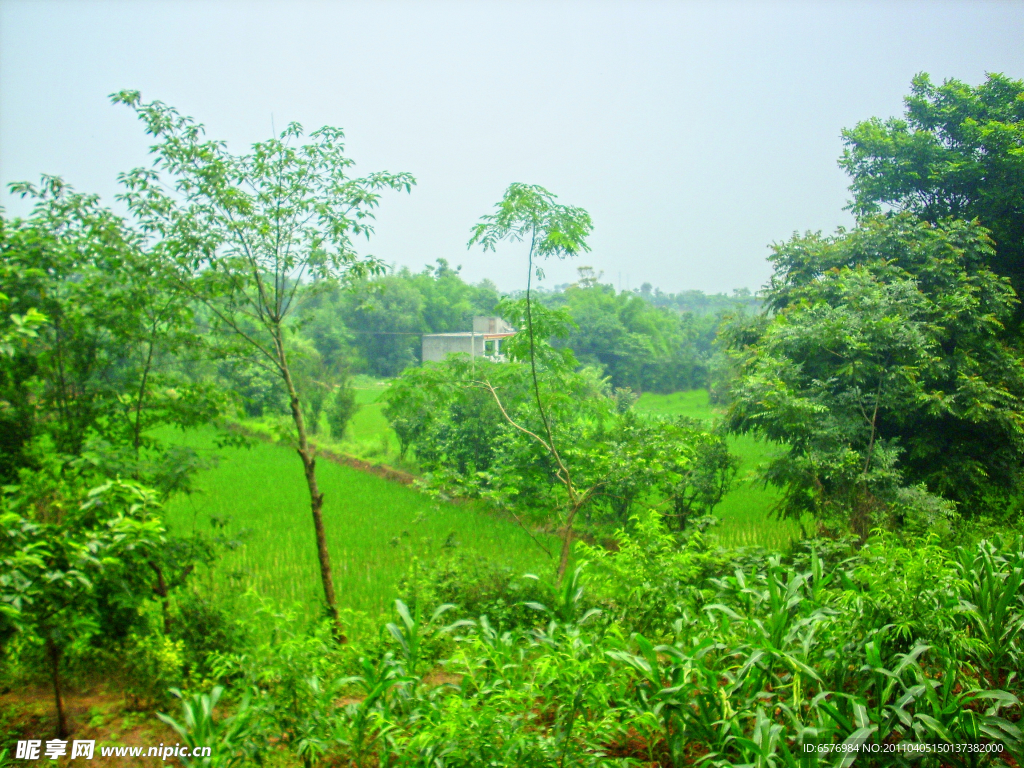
[422,333,485,363]
[473,316,515,334]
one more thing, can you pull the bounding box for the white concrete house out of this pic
[421,317,515,363]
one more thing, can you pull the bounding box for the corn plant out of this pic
[385,598,458,678]
[157,686,254,768]
[955,536,1024,683]
[337,655,411,767]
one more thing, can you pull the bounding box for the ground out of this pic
[1,686,180,767]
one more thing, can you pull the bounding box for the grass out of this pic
[161,385,798,621]
[162,425,557,618]
[635,390,804,550]
[301,376,402,465]
[338,384,798,549]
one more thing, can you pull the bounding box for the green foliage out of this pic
[954,536,1024,682]
[384,350,734,534]
[158,532,1024,767]
[296,258,748,390]
[577,510,727,638]
[385,599,460,678]
[841,72,1024,303]
[111,90,412,422]
[0,475,168,735]
[542,268,725,392]
[0,477,166,643]
[300,259,500,378]
[728,215,1024,529]
[639,284,762,316]
[167,590,250,681]
[589,410,737,530]
[158,686,254,768]
[216,355,285,418]
[0,287,44,360]
[397,553,551,632]
[467,183,594,265]
[326,384,359,440]
[382,355,514,477]
[123,627,186,710]
[0,179,224,491]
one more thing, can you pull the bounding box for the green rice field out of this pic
[165,386,799,619]
[337,377,399,460]
[163,425,556,617]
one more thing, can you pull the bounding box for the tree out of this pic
[727,215,1024,534]
[113,91,415,638]
[0,478,166,737]
[382,344,727,567]
[841,72,1024,310]
[468,185,594,581]
[304,259,500,378]
[544,269,718,393]
[338,274,426,376]
[1,178,222,492]
[0,259,45,481]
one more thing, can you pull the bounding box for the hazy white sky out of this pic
[2,0,1022,294]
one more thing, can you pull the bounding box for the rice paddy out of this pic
[333,377,400,462]
[162,425,557,618]
[163,385,799,621]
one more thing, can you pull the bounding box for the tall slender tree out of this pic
[113,91,414,638]
[468,183,593,581]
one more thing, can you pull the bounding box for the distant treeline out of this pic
[297,261,757,392]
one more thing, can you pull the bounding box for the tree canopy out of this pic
[0,178,222,491]
[728,214,1024,530]
[841,72,1024,311]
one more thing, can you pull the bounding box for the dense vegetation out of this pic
[2,72,1023,766]
[288,263,748,393]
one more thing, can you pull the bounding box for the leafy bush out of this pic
[123,624,186,710]
[397,553,551,633]
[168,591,249,683]
[152,531,1024,767]
[577,510,728,638]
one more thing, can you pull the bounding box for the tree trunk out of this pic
[149,560,172,635]
[277,339,345,642]
[556,530,573,586]
[556,503,582,586]
[46,637,68,739]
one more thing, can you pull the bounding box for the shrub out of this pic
[397,553,551,633]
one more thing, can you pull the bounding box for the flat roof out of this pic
[423,332,516,339]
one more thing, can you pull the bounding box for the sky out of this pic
[2,0,1023,295]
